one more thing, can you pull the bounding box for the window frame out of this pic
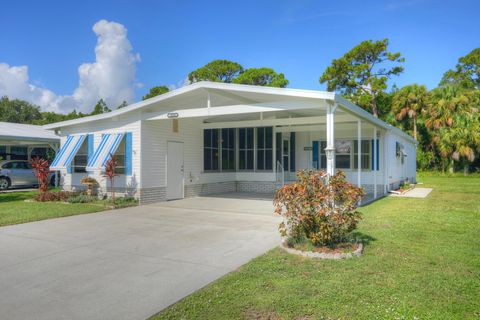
[72,140,88,173]
[256,127,273,171]
[238,127,254,171]
[353,140,372,170]
[203,129,220,171]
[113,137,126,175]
[318,139,374,171]
[221,128,235,171]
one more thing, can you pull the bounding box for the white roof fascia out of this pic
[43,82,336,130]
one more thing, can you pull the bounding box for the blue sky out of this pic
[0,0,479,113]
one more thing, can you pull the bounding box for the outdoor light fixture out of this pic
[324,147,335,160]
[167,112,179,118]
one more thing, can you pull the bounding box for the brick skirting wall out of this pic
[185,181,236,197]
[236,181,276,193]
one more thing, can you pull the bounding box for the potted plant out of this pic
[80,176,98,196]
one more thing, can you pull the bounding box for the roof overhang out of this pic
[42,81,416,144]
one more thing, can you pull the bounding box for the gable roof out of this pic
[43,81,416,144]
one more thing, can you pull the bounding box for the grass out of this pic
[0,189,137,227]
[152,174,480,320]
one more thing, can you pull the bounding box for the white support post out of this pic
[373,127,378,199]
[325,104,336,177]
[357,120,361,188]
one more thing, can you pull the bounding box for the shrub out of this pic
[273,170,365,247]
[67,194,97,204]
[107,196,138,208]
[30,157,52,194]
[34,191,73,202]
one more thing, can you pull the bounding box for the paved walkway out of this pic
[390,187,433,198]
[0,194,280,320]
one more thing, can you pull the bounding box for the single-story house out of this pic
[44,82,416,204]
[0,122,59,162]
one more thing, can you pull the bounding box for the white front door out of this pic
[167,141,184,200]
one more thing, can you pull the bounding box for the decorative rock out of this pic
[280,242,363,259]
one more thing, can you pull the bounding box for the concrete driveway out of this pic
[0,193,280,320]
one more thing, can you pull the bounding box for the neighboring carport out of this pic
[0,122,60,161]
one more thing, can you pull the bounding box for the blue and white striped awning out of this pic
[50,135,87,170]
[86,133,124,171]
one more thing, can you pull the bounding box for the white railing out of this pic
[276,160,284,188]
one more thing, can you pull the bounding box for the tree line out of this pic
[1,42,478,173]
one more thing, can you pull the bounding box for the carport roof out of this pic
[42,81,416,144]
[0,122,59,144]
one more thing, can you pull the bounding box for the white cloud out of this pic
[0,20,140,113]
[0,63,58,110]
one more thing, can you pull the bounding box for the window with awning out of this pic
[50,135,87,170]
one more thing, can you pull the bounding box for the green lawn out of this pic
[153,174,480,320]
[0,190,107,227]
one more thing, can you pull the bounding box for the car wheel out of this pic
[0,177,10,190]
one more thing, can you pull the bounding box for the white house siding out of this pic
[385,132,417,190]
[140,119,280,203]
[58,112,142,198]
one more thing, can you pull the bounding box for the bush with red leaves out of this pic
[30,157,52,194]
[34,191,74,202]
[273,170,365,247]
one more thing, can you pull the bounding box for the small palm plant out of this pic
[30,157,51,194]
[102,154,118,204]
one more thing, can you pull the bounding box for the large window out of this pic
[73,141,88,173]
[10,146,28,160]
[354,140,371,170]
[335,140,352,169]
[239,128,254,170]
[318,140,374,170]
[204,129,219,171]
[256,127,273,170]
[221,128,235,171]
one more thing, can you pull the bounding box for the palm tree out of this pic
[424,86,470,130]
[391,84,429,140]
[424,85,479,173]
[437,109,480,175]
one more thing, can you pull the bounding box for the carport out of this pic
[0,122,59,161]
